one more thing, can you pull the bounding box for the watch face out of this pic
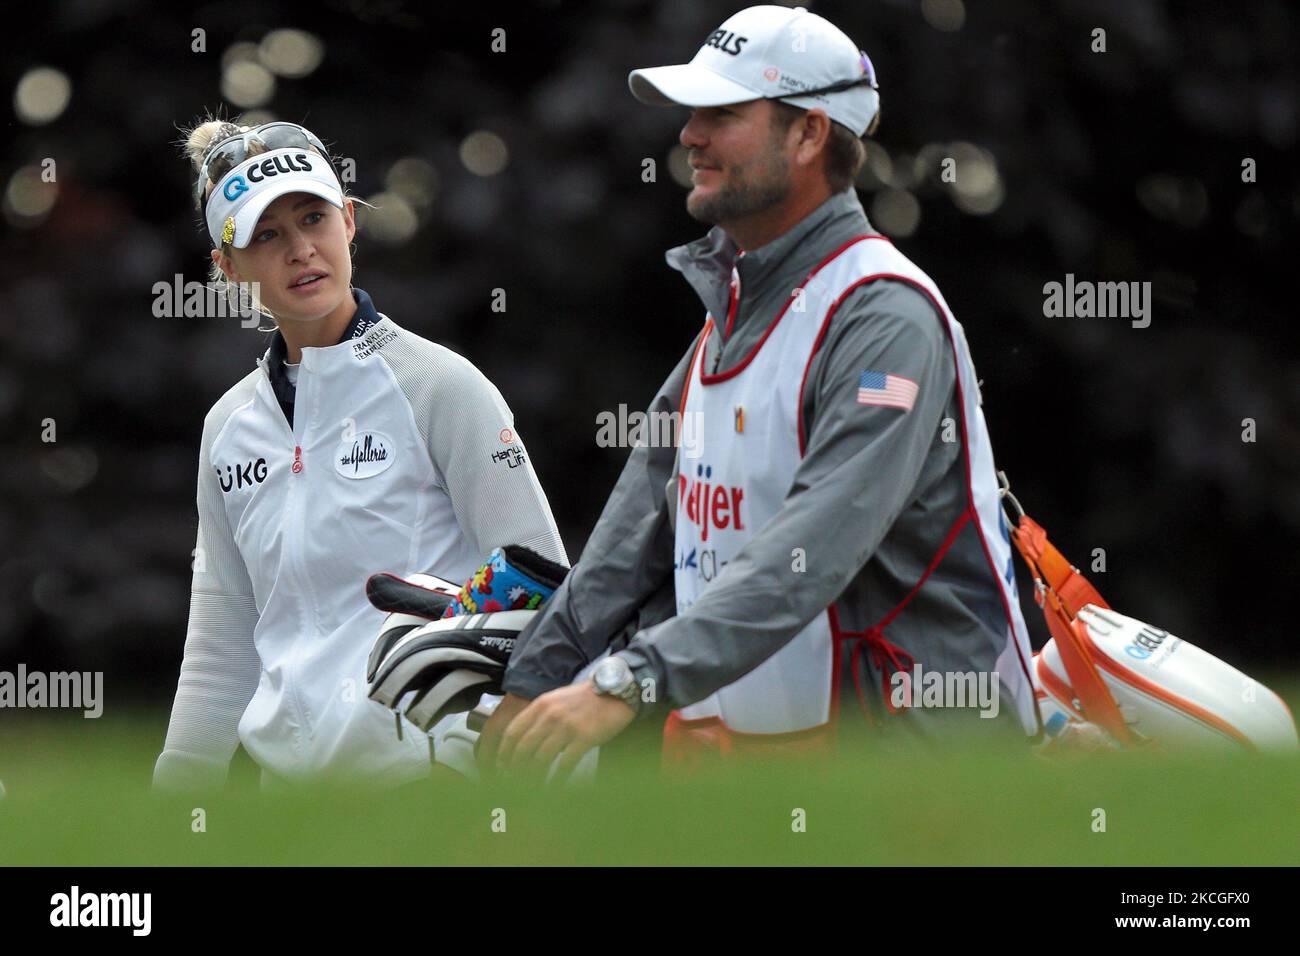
[594,658,624,692]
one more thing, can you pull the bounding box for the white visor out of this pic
[205,146,344,249]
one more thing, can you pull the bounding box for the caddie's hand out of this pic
[496,682,636,783]
[476,692,532,775]
[1035,719,1122,759]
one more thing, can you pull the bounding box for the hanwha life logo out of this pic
[335,431,396,479]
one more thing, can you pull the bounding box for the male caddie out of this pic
[482,5,1040,776]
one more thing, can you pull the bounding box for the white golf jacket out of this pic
[154,288,566,789]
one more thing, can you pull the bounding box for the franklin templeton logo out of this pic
[335,432,395,479]
[352,324,397,360]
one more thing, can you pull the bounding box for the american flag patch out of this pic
[857,370,918,411]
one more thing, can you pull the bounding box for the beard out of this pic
[686,141,792,226]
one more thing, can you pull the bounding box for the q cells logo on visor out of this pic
[222,152,315,201]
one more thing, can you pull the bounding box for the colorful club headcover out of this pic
[441,544,568,618]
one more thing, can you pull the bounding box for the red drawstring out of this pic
[845,628,916,721]
[838,508,969,723]
[866,632,916,715]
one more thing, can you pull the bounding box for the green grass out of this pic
[2,702,1297,866]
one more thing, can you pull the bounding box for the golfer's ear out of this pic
[211,248,238,284]
[343,199,356,237]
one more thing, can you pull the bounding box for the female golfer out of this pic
[153,115,567,789]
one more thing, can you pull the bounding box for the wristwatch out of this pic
[591,656,641,713]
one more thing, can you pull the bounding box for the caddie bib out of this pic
[672,235,1036,738]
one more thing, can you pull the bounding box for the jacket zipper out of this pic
[268,368,314,761]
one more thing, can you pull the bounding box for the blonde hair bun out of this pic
[184,119,247,172]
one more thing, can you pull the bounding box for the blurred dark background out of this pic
[1,0,1296,705]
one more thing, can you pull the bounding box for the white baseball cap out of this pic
[204,146,344,249]
[628,5,880,136]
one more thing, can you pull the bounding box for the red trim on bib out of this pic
[799,270,1036,701]
[677,318,712,417]
[700,235,877,385]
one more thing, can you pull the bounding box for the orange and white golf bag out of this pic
[1000,473,1297,753]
